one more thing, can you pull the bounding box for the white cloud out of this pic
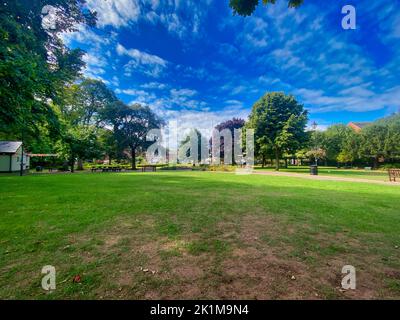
[235,17,269,50]
[85,0,141,28]
[224,100,244,108]
[150,105,250,149]
[82,52,107,68]
[116,44,166,66]
[170,88,197,98]
[84,0,210,39]
[63,0,400,119]
[110,76,120,86]
[140,82,168,90]
[61,26,119,83]
[175,64,217,82]
[61,26,114,49]
[114,85,206,111]
[295,85,400,113]
[82,71,110,85]
[162,88,205,110]
[116,43,167,77]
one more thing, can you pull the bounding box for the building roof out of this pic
[0,141,22,154]
[348,122,372,132]
[351,122,371,129]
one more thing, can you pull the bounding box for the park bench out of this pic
[91,166,123,172]
[141,165,157,172]
[101,166,122,172]
[388,169,400,182]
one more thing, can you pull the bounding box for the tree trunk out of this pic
[262,154,266,168]
[70,155,75,173]
[131,147,136,170]
[77,158,83,170]
[373,157,378,169]
[275,149,280,171]
[284,158,288,168]
[109,154,112,165]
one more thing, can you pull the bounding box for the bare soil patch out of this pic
[71,214,400,299]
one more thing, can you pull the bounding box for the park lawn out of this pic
[254,166,389,181]
[1,171,400,299]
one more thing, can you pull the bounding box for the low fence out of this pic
[388,169,400,182]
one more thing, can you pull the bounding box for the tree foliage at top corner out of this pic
[229,0,304,17]
[0,0,97,138]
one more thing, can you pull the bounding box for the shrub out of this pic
[208,165,236,172]
[159,165,193,171]
[380,164,400,169]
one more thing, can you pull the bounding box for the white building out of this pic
[0,141,30,173]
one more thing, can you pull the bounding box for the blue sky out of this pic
[63,0,400,132]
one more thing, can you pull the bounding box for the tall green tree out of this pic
[58,79,117,170]
[98,128,120,165]
[57,123,102,172]
[359,114,400,168]
[338,128,360,166]
[211,118,245,164]
[322,124,353,162]
[229,0,304,16]
[246,92,308,170]
[111,103,164,170]
[0,0,96,144]
[179,129,208,165]
[64,79,118,126]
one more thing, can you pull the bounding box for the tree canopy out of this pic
[359,114,400,167]
[179,129,209,165]
[110,103,164,169]
[229,0,304,16]
[211,118,245,164]
[56,79,117,171]
[303,114,400,168]
[0,0,96,143]
[246,92,308,170]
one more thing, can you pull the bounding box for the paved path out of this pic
[252,170,399,186]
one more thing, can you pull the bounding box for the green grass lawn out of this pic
[255,165,389,181]
[1,171,400,299]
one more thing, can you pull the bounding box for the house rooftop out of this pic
[0,141,22,154]
[350,122,371,128]
[348,122,372,132]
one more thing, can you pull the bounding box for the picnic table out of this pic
[91,166,122,172]
[141,165,157,172]
[388,169,400,182]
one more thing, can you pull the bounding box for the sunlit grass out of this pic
[1,171,399,299]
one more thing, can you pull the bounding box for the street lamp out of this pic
[312,121,318,165]
[311,121,318,131]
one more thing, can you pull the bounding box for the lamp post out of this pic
[311,121,318,131]
[312,121,318,165]
[19,100,25,177]
[20,139,24,176]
